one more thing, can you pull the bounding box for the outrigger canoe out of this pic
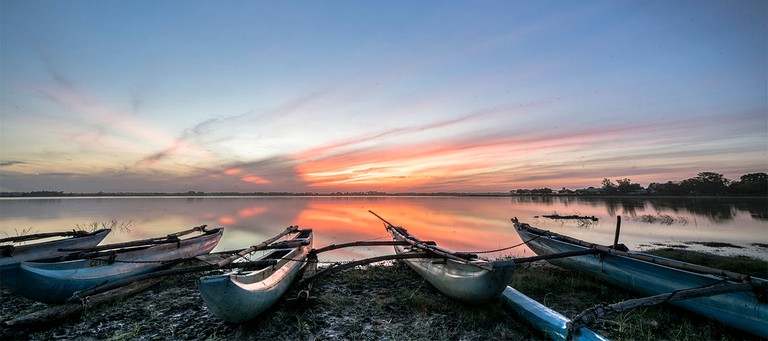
[371,211,515,304]
[0,226,223,304]
[511,217,768,338]
[0,229,111,270]
[199,228,313,323]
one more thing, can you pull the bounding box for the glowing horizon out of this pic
[1,1,766,193]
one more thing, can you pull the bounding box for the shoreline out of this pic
[1,253,764,340]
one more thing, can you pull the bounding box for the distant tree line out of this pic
[2,172,765,198]
[513,172,767,196]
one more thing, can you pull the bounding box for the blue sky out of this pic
[1,0,766,193]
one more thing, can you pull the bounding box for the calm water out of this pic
[1,196,766,262]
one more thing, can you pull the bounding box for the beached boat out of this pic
[199,228,313,323]
[0,226,223,304]
[511,217,768,338]
[371,211,515,304]
[0,229,111,270]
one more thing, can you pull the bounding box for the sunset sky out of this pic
[1,1,766,193]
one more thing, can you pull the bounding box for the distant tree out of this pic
[647,181,683,195]
[601,178,618,195]
[683,172,729,195]
[615,178,643,194]
[729,172,768,195]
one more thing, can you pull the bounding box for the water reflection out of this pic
[1,196,766,262]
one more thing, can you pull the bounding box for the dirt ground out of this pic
[0,263,540,340]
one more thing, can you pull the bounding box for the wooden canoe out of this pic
[511,218,768,338]
[0,229,111,270]
[0,227,223,304]
[374,211,515,304]
[199,228,313,323]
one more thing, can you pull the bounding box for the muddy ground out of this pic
[0,261,762,341]
[0,262,540,340]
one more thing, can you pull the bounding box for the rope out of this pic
[461,233,543,254]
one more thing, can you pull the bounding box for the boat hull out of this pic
[0,229,111,270]
[199,229,312,323]
[0,228,223,304]
[514,222,768,338]
[390,228,515,304]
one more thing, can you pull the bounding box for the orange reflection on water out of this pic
[295,199,527,261]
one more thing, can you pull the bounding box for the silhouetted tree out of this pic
[601,178,617,195]
[729,172,768,195]
[682,172,729,195]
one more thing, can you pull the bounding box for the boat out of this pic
[199,228,313,323]
[502,286,608,341]
[371,211,516,304]
[0,226,223,304]
[511,217,768,338]
[0,229,111,270]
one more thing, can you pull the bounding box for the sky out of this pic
[1,0,766,193]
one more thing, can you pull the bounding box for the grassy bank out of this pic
[1,250,765,340]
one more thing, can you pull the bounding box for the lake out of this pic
[1,196,766,262]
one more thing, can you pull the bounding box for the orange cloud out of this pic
[241,175,271,184]
[224,168,242,175]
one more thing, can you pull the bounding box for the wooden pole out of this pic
[298,252,437,286]
[370,210,493,271]
[568,282,761,331]
[59,225,208,252]
[311,240,427,255]
[215,225,299,268]
[0,230,91,243]
[5,277,165,327]
[612,216,622,249]
[67,259,278,301]
[513,249,600,264]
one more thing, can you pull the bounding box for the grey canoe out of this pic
[512,218,768,339]
[387,223,515,304]
[199,229,313,323]
[0,227,223,304]
[0,229,111,270]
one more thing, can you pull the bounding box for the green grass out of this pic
[646,248,768,278]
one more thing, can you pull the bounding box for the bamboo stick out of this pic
[369,210,493,271]
[66,259,278,301]
[311,240,425,255]
[513,249,600,264]
[59,225,208,252]
[568,282,760,331]
[0,230,91,243]
[215,225,299,268]
[298,252,437,286]
[5,277,164,327]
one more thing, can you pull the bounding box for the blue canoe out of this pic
[0,229,111,270]
[511,218,768,338]
[199,229,313,323]
[0,227,223,304]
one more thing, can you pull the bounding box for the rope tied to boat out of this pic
[463,233,543,255]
